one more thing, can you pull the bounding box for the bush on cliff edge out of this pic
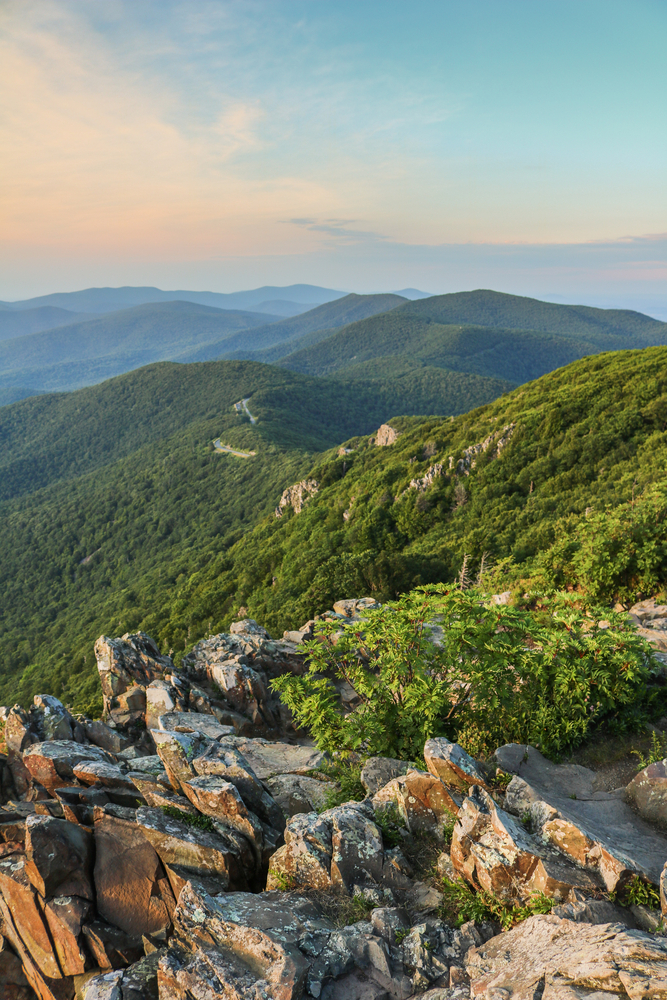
[272,585,659,759]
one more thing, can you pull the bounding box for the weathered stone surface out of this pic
[275,479,319,517]
[171,885,328,1000]
[225,738,325,780]
[135,806,252,891]
[360,757,411,796]
[94,632,172,711]
[81,920,144,972]
[265,773,335,818]
[83,951,160,1000]
[93,810,175,938]
[42,895,92,977]
[23,741,115,796]
[0,855,63,980]
[373,770,461,839]
[32,696,76,742]
[267,811,334,891]
[374,423,400,446]
[451,784,604,902]
[626,758,667,828]
[181,774,265,862]
[82,720,132,755]
[152,730,211,794]
[267,801,388,895]
[465,913,667,999]
[25,815,94,899]
[4,707,37,754]
[192,742,285,831]
[497,743,667,889]
[157,713,235,740]
[72,761,138,792]
[424,738,491,793]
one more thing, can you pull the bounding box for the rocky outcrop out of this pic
[496,743,667,889]
[374,424,400,447]
[465,913,667,998]
[275,479,319,517]
[3,605,667,999]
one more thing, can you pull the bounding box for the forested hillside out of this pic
[0,357,507,711]
[274,290,667,384]
[173,347,667,638]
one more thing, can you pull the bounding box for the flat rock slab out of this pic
[360,757,411,796]
[221,738,325,779]
[73,761,139,791]
[22,741,116,796]
[496,743,667,887]
[265,773,336,817]
[465,913,667,999]
[157,713,235,740]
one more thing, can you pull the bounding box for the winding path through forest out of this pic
[235,397,258,424]
[213,439,256,458]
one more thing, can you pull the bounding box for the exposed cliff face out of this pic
[275,479,319,517]
[0,599,666,999]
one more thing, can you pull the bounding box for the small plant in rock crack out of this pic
[315,755,366,810]
[160,805,214,833]
[439,876,553,930]
[613,875,661,909]
[375,802,404,847]
[394,928,409,945]
[632,730,667,771]
[272,870,296,892]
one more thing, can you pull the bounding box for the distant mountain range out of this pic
[1,284,666,408]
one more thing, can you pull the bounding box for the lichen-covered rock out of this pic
[265,773,336,818]
[224,738,325,780]
[135,806,253,891]
[181,774,265,863]
[192,742,285,832]
[372,770,461,839]
[497,742,667,890]
[83,951,161,1000]
[267,801,390,895]
[451,784,604,902]
[152,730,211,794]
[423,737,491,792]
[95,633,173,722]
[626,758,667,828]
[157,712,235,740]
[22,741,115,797]
[360,757,410,796]
[275,479,319,517]
[465,913,667,999]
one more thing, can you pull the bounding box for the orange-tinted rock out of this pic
[135,806,251,891]
[423,738,491,792]
[94,633,172,711]
[93,811,175,939]
[24,815,93,900]
[42,895,92,976]
[465,913,667,999]
[266,812,333,892]
[181,775,264,862]
[151,731,210,794]
[22,742,115,797]
[451,785,603,902]
[372,770,461,838]
[81,920,144,972]
[0,856,63,980]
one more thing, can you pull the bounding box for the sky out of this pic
[1,0,666,314]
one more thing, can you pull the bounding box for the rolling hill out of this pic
[190,346,667,637]
[0,283,345,315]
[272,290,667,384]
[0,306,94,342]
[180,292,408,363]
[0,301,280,394]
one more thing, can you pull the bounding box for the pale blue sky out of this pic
[1,0,666,312]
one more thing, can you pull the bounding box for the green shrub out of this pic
[632,730,667,771]
[272,585,657,759]
[315,756,366,809]
[439,876,554,929]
